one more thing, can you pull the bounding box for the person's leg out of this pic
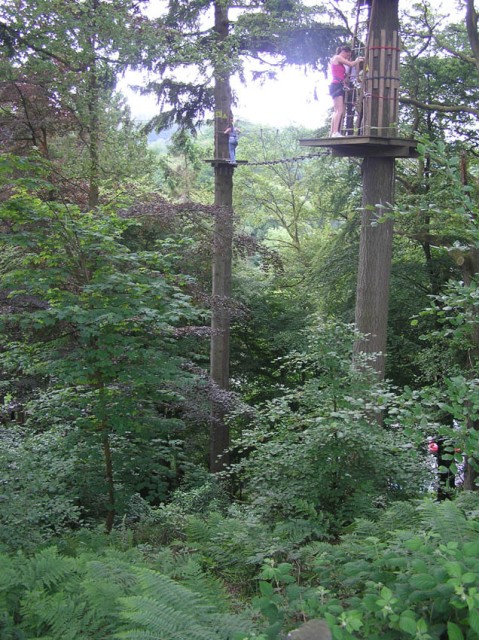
[228,140,236,162]
[331,95,344,135]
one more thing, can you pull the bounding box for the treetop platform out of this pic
[299,136,418,158]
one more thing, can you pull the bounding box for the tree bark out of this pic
[102,428,115,533]
[354,156,395,379]
[353,0,399,381]
[458,153,479,490]
[210,0,234,473]
[87,67,100,210]
[466,0,479,74]
[87,0,100,210]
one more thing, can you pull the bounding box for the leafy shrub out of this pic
[0,195,204,533]
[128,482,328,598]
[230,322,429,533]
[253,496,479,640]
[127,472,231,546]
[0,425,82,552]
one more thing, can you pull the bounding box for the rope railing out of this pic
[244,150,331,166]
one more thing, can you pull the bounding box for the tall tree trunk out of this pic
[353,0,399,381]
[460,250,479,491]
[458,152,479,490]
[87,0,100,210]
[354,156,395,379]
[88,68,100,210]
[466,0,479,73]
[102,427,115,533]
[210,0,234,472]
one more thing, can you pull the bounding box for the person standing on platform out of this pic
[329,46,363,137]
[224,119,240,164]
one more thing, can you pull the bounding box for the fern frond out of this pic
[86,555,139,593]
[418,499,478,543]
[375,501,422,535]
[0,553,18,594]
[347,518,377,539]
[116,595,222,640]
[167,558,231,611]
[116,567,249,640]
[10,550,136,639]
[298,541,334,563]
[1,547,254,640]
[131,567,216,615]
[347,501,423,541]
[20,589,88,640]
[185,516,214,545]
[273,517,327,544]
[454,490,479,517]
[20,547,77,591]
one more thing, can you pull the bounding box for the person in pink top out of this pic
[329,46,363,137]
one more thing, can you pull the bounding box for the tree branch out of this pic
[399,95,479,118]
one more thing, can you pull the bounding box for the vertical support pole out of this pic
[360,0,400,139]
[391,30,399,129]
[377,29,386,133]
[354,156,395,379]
[354,0,399,383]
[210,0,233,472]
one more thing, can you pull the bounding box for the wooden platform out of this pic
[204,159,249,167]
[298,136,418,158]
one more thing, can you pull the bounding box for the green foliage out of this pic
[129,473,231,546]
[252,496,479,640]
[155,127,213,203]
[0,181,203,532]
[307,496,479,640]
[0,545,254,640]
[116,568,247,640]
[132,501,271,588]
[230,321,429,531]
[126,478,329,601]
[2,15,479,640]
[391,137,479,385]
[400,9,479,141]
[0,0,160,203]
[0,425,82,552]
[414,276,479,383]
[230,260,315,404]
[234,126,323,252]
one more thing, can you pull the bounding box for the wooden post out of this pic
[298,0,413,381]
[353,155,395,379]
[362,28,400,136]
[353,0,399,381]
[210,0,234,472]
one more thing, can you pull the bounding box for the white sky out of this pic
[231,67,330,128]
[120,0,459,129]
[120,67,331,129]
[120,0,330,128]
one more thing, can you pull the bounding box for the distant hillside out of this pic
[146,128,174,144]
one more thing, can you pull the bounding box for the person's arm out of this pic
[335,54,363,67]
[224,127,231,134]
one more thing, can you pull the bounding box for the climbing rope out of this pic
[245,150,331,166]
